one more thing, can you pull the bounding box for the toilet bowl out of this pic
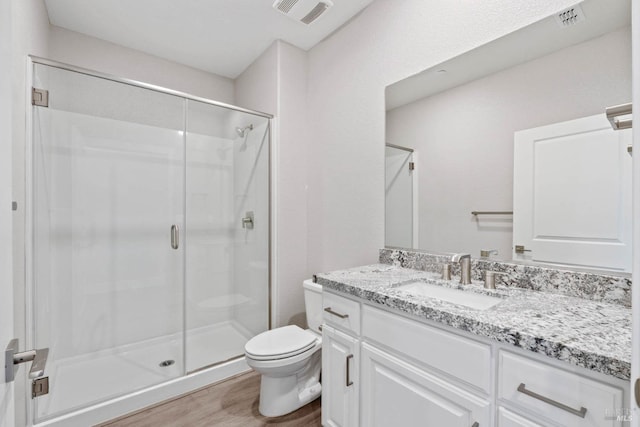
[244,280,323,417]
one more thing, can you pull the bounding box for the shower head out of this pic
[236,124,254,138]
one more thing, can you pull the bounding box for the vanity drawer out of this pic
[323,291,361,335]
[499,350,624,427]
[362,305,491,394]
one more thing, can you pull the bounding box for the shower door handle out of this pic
[170,225,179,250]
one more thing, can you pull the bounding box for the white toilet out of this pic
[244,279,323,417]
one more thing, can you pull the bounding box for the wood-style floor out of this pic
[98,372,322,427]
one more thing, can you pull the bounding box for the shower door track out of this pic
[28,55,274,119]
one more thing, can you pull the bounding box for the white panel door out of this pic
[360,343,490,427]
[321,325,359,427]
[513,114,632,271]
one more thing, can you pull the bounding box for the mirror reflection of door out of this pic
[385,144,415,248]
[513,114,632,272]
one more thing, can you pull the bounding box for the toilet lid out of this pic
[245,325,318,360]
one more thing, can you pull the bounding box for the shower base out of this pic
[33,321,253,426]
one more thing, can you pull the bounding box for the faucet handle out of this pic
[484,271,506,289]
[441,263,452,280]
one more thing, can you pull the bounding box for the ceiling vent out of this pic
[554,4,585,28]
[273,0,333,25]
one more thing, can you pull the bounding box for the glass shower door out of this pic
[185,100,270,372]
[31,64,186,421]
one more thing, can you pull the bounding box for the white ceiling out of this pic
[386,0,631,110]
[44,0,374,78]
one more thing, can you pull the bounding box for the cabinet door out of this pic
[361,343,490,427]
[322,325,359,427]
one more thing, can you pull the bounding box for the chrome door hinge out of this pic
[32,377,49,398]
[242,211,254,229]
[32,88,49,107]
[409,162,415,171]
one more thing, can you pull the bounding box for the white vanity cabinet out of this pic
[360,304,491,427]
[322,292,361,427]
[321,290,628,427]
[361,343,490,427]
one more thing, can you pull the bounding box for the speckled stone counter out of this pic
[316,264,631,381]
[380,248,632,308]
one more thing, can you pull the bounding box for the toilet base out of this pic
[258,375,321,417]
[257,351,322,417]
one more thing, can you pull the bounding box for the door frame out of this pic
[631,0,640,425]
[384,143,419,249]
[0,0,15,425]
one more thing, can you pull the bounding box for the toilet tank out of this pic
[303,279,323,333]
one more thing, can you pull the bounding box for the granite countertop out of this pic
[317,264,631,381]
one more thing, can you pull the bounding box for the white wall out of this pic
[235,40,310,328]
[305,0,581,274]
[48,26,235,104]
[235,42,278,114]
[386,27,631,259]
[274,42,310,328]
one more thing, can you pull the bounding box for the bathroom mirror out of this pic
[384,0,632,272]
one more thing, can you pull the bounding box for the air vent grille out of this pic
[272,0,333,25]
[301,2,330,24]
[555,5,585,27]
[276,0,299,14]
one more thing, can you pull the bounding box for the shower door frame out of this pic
[22,55,274,426]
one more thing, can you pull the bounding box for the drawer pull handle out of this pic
[517,383,587,418]
[324,307,349,319]
[346,354,354,387]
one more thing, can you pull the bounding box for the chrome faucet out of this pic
[451,253,472,285]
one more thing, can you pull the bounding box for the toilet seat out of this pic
[245,325,318,361]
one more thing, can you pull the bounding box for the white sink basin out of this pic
[395,281,502,310]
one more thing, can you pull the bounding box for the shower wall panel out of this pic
[233,119,270,337]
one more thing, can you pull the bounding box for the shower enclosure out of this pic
[385,144,415,248]
[27,58,271,423]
